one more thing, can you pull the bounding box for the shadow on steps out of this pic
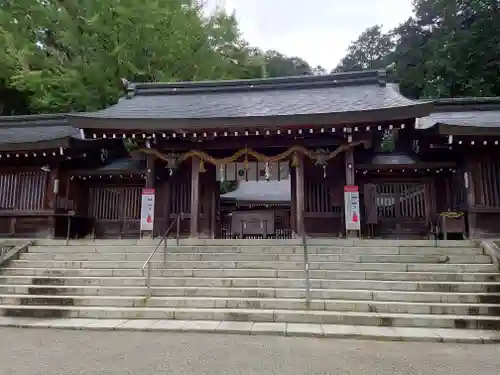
[3,274,74,318]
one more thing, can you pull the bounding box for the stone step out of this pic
[3,267,499,281]
[0,276,498,292]
[0,284,498,302]
[3,266,499,281]
[0,304,498,328]
[7,260,496,272]
[26,245,485,255]
[19,252,491,264]
[33,239,477,247]
[1,294,499,315]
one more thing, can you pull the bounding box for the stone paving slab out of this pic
[28,318,98,329]
[434,328,487,343]
[355,326,399,341]
[251,322,287,335]
[150,320,190,331]
[116,319,158,331]
[0,317,498,343]
[216,321,253,334]
[392,327,442,342]
[183,320,221,332]
[286,323,323,337]
[85,319,127,330]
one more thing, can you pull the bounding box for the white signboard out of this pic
[140,188,155,231]
[344,185,361,231]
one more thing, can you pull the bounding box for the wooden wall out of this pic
[466,156,500,237]
[302,158,344,237]
[85,182,143,238]
[0,167,55,237]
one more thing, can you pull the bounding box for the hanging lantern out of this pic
[199,159,206,173]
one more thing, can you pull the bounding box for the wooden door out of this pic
[364,182,429,238]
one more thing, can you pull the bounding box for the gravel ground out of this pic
[0,328,499,375]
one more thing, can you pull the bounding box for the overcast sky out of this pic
[207,0,414,71]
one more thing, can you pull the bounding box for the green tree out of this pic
[336,0,500,98]
[0,0,251,113]
[334,25,395,72]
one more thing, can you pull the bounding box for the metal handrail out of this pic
[301,212,311,302]
[142,215,181,296]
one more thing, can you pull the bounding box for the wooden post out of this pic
[344,148,359,238]
[345,149,355,185]
[465,159,477,238]
[290,168,297,235]
[145,154,155,237]
[45,167,60,210]
[190,157,200,238]
[146,154,156,189]
[210,180,216,239]
[164,181,172,233]
[295,155,305,237]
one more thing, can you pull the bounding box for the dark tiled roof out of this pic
[418,97,500,130]
[69,70,432,130]
[0,114,80,144]
[221,181,291,202]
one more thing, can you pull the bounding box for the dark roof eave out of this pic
[436,123,500,136]
[71,168,147,177]
[0,113,68,128]
[0,137,119,152]
[356,161,457,170]
[0,137,71,152]
[221,198,291,204]
[69,103,433,131]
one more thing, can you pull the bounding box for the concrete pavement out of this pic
[1,317,500,343]
[0,328,499,375]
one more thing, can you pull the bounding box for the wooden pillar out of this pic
[45,167,60,210]
[344,148,359,238]
[345,149,355,185]
[146,154,156,189]
[44,167,60,238]
[164,181,172,231]
[190,157,200,238]
[295,155,305,237]
[465,159,477,238]
[290,168,297,235]
[210,180,217,238]
[144,154,156,237]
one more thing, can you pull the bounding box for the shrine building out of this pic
[1,69,500,240]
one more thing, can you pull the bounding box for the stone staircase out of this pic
[1,239,500,330]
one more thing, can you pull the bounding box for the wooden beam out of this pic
[156,135,346,151]
[190,156,200,238]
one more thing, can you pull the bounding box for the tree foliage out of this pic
[0,0,324,115]
[334,25,394,73]
[335,0,500,98]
